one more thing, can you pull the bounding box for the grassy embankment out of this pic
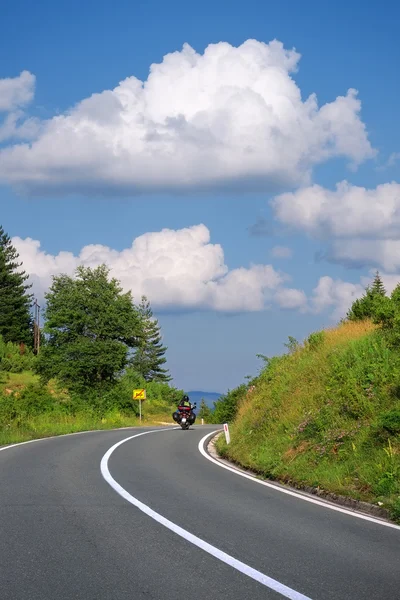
[0,372,175,446]
[216,321,400,522]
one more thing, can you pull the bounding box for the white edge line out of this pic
[198,431,400,532]
[100,428,313,600]
[0,426,144,454]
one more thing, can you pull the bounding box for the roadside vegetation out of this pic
[213,273,400,523]
[0,225,182,445]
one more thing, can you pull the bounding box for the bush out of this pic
[83,368,183,416]
[0,336,36,373]
[307,331,325,350]
[0,384,58,424]
[211,384,248,424]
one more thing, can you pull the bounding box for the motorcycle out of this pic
[175,404,197,429]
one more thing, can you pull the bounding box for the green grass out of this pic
[0,370,39,392]
[0,408,176,446]
[216,320,400,523]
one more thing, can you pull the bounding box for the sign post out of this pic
[133,389,146,423]
[223,423,231,444]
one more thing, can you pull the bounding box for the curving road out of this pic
[0,426,399,600]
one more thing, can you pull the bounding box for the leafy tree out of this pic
[212,384,247,424]
[35,264,142,394]
[130,296,171,382]
[0,225,32,345]
[198,399,212,422]
[347,272,387,322]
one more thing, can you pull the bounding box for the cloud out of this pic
[271,245,292,258]
[0,71,39,142]
[0,71,35,113]
[274,287,307,309]
[0,40,374,195]
[376,152,400,171]
[272,181,400,272]
[310,276,364,320]
[272,181,400,239]
[309,270,400,322]
[329,239,400,272]
[13,224,304,313]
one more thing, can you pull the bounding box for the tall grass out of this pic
[217,320,400,522]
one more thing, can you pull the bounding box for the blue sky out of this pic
[1,0,399,392]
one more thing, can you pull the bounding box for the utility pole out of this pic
[33,299,40,355]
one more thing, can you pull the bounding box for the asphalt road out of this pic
[0,426,399,599]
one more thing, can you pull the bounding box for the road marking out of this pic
[0,426,147,455]
[199,431,400,531]
[100,429,313,600]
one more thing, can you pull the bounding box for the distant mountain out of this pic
[187,391,222,409]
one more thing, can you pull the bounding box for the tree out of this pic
[347,272,387,322]
[373,282,400,345]
[212,384,247,424]
[130,296,171,382]
[35,264,142,394]
[198,399,212,422]
[0,225,33,345]
[370,271,386,296]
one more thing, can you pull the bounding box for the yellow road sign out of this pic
[133,389,146,400]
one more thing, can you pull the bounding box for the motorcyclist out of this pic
[172,395,196,425]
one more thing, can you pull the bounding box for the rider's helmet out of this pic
[182,395,190,403]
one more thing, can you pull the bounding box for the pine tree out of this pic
[370,271,386,296]
[131,296,171,382]
[0,225,33,345]
[347,272,387,322]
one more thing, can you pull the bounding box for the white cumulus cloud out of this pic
[310,276,364,320]
[13,224,304,313]
[272,181,400,272]
[272,181,400,239]
[274,287,307,309]
[0,40,374,195]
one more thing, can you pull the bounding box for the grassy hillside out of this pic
[216,321,400,522]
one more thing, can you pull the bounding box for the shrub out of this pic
[0,384,58,424]
[307,331,325,350]
[0,336,36,373]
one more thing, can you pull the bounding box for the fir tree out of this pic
[347,272,387,322]
[131,296,171,382]
[370,271,386,296]
[0,225,33,345]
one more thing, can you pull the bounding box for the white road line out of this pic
[198,431,400,531]
[100,428,313,600]
[0,426,142,454]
